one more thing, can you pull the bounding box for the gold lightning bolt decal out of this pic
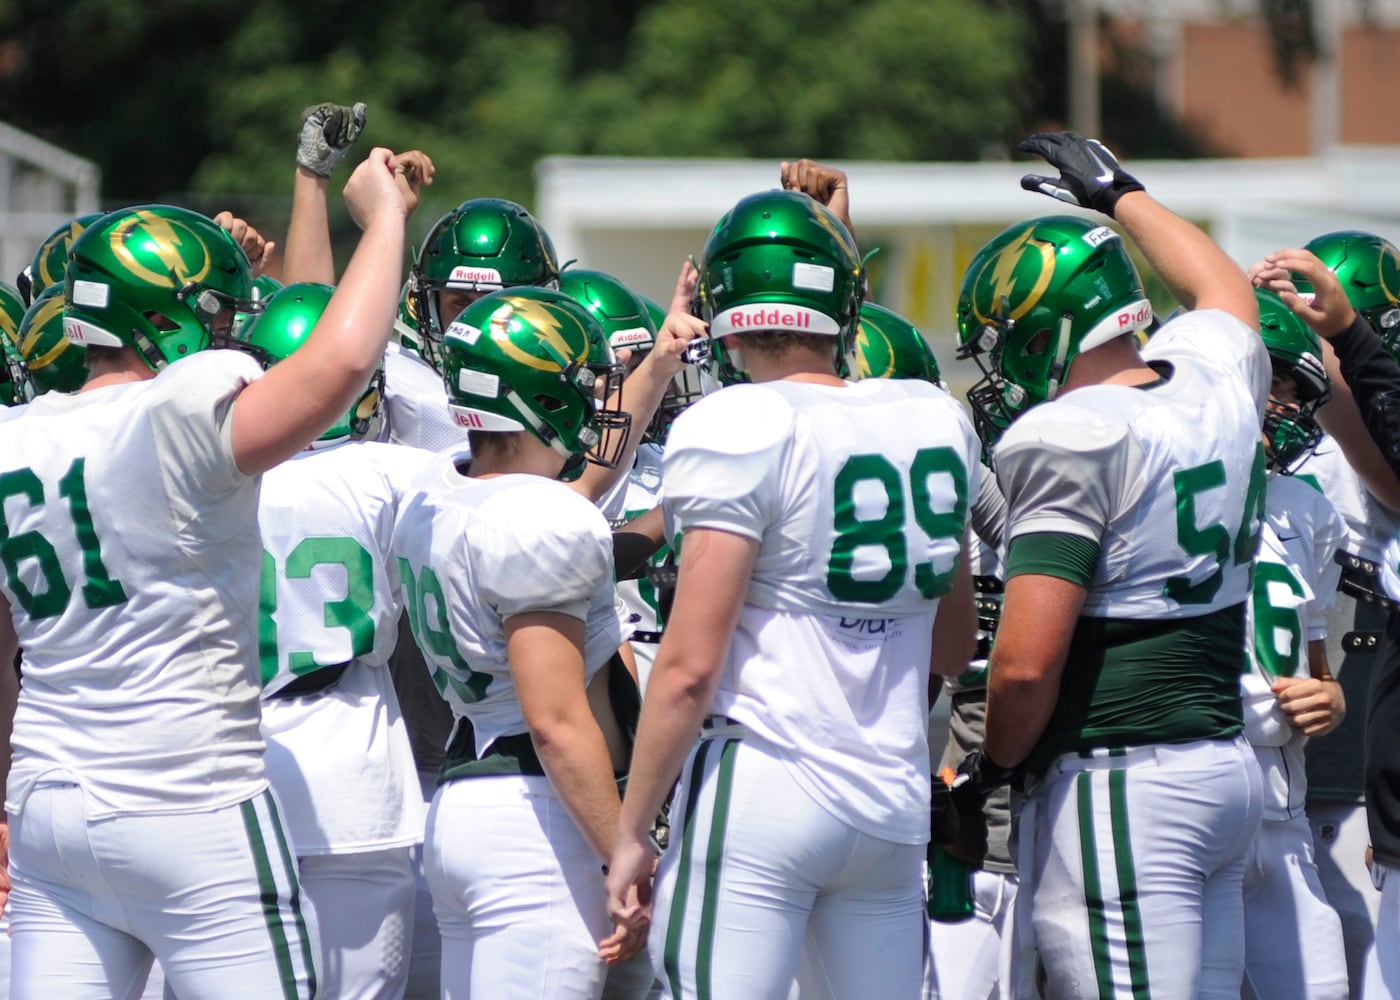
[110,210,211,289]
[1379,242,1400,307]
[972,227,1057,326]
[20,294,67,370]
[491,297,582,372]
[809,202,860,268]
[854,321,890,379]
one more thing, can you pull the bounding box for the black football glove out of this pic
[943,748,1020,867]
[297,101,368,177]
[1018,131,1145,218]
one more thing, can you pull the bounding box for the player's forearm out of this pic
[282,167,337,286]
[1316,356,1400,511]
[531,716,624,862]
[619,649,722,841]
[1114,191,1257,327]
[984,669,1062,767]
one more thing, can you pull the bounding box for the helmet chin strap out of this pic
[1044,313,1074,401]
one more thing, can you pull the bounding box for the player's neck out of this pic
[1063,336,1158,394]
[745,347,845,387]
[81,347,156,392]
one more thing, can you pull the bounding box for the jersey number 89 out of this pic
[827,448,969,603]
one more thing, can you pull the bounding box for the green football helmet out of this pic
[13,285,87,399]
[18,212,105,306]
[558,269,656,355]
[855,302,942,384]
[440,287,629,469]
[1296,230,1400,357]
[409,198,560,372]
[696,190,863,384]
[1257,288,1329,475]
[0,281,27,405]
[63,205,258,371]
[956,216,1151,448]
[237,282,383,442]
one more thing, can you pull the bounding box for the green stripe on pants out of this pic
[695,738,738,999]
[664,739,716,998]
[240,795,312,999]
[1077,773,1115,1000]
[1109,768,1150,999]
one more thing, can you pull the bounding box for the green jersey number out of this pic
[1164,442,1267,605]
[259,537,376,686]
[0,458,128,620]
[1251,561,1305,681]
[827,447,969,603]
[398,557,491,704]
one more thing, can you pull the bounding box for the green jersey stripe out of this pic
[1109,769,1151,999]
[696,738,739,999]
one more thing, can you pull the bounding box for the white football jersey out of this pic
[1294,433,1399,563]
[257,439,432,852]
[392,457,621,757]
[664,377,981,844]
[1242,474,1346,820]
[614,442,667,689]
[996,308,1271,620]
[0,351,267,818]
[381,342,473,454]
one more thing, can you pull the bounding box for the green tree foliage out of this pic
[0,0,1027,222]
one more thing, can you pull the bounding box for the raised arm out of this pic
[1019,131,1257,329]
[230,148,408,474]
[283,101,367,285]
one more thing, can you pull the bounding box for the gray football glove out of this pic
[296,101,368,177]
[1018,131,1145,218]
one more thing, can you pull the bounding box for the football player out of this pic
[1251,241,1400,1000]
[391,287,649,999]
[0,146,407,999]
[1240,288,1350,1000]
[955,132,1267,999]
[606,189,981,997]
[241,282,431,1000]
[15,212,103,306]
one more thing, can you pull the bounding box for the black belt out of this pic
[266,661,349,700]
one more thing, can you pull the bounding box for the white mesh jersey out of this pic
[257,439,433,852]
[381,342,473,454]
[1242,474,1346,820]
[663,378,980,845]
[1294,433,1399,563]
[614,442,667,688]
[0,350,267,819]
[391,456,621,757]
[995,309,1271,619]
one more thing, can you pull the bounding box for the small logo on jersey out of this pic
[447,266,503,287]
[838,616,898,634]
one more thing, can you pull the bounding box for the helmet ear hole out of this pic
[145,311,180,332]
[534,393,566,413]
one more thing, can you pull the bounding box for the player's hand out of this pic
[297,101,368,178]
[781,158,853,235]
[603,833,655,962]
[1249,249,1357,338]
[668,259,699,316]
[1273,675,1346,736]
[647,311,708,380]
[1018,132,1145,218]
[393,150,436,219]
[343,148,409,231]
[213,211,275,277]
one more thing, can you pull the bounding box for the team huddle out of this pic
[0,103,1394,1000]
